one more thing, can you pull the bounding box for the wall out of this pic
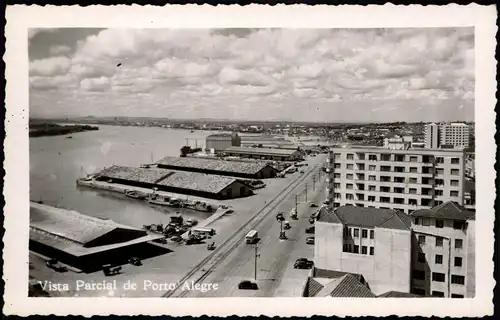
[372,227,412,295]
[465,220,475,297]
[314,221,343,270]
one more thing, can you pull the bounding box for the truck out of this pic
[245,230,259,244]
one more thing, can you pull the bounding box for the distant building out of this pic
[205,133,241,152]
[223,146,303,162]
[425,123,470,149]
[425,123,440,149]
[314,206,413,295]
[410,202,475,298]
[327,146,467,214]
[383,135,413,150]
[155,156,278,179]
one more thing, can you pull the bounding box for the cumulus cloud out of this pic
[29,27,474,121]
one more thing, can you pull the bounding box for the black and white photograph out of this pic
[3,4,496,318]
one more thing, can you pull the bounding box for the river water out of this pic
[29,125,222,227]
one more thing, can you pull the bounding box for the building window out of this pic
[436,237,443,247]
[418,252,426,263]
[334,183,341,188]
[353,228,359,238]
[451,294,464,298]
[453,221,465,230]
[410,167,418,173]
[368,185,376,191]
[432,291,445,297]
[436,168,444,175]
[346,174,353,180]
[412,270,426,280]
[368,154,377,161]
[334,163,341,169]
[435,190,443,196]
[409,177,418,184]
[347,153,354,160]
[368,175,376,181]
[334,173,341,179]
[412,288,426,296]
[422,218,430,226]
[370,230,374,239]
[418,235,426,245]
[414,217,420,225]
[450,190,459,197]
[409,188,417,194]
[436,157,444,163]
[361,246,367,255]
[369,247,374,255]
[454,257,463,267]
[353,245,359,254]
[451,275,465,285]
[346,183,353,190]
[343,243,349,252]
[455,239,463,249]
[432,272,446,282]
[409,156,418,162]
[451,169,460,175]
[435,219,444,228]
[451,158,460,164]
[435,179,444,186]
[362,229,368,238]
[435,254,443,264]
[347,164,354,170]
[346,194,354,200]
[367,195,376,202]
[368,165,376,171]
[334,153,341,159]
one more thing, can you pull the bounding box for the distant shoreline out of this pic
[29,123,99,138]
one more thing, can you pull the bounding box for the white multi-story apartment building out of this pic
[424,122,471,149]
[425,123,440,149]
[410,202,475,298]
[440,123,470,149]
[328,146,466,214]
[313,202,475,298]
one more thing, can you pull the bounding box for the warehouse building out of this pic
[95,165,254,200]
[222,146,303,161]
[29,202,165,272]
[206,133,241,152]
[155,156,278,179]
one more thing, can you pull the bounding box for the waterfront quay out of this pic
[29,150,327,297]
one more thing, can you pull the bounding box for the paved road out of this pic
[182,162,328,297]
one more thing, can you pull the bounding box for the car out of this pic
[225,209,235,214]
[305,226,315,234]
[238,280,258,290]
[306,236,315,245]
[283,221,291,230]
[294,258,314,269]
[45,259,67,272]
[309,217,316,224]
[309,203,318,208]
[299,170,305,174]
[128,257,142,266]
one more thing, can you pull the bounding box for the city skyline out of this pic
[29,28,474,122]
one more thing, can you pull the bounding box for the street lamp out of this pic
[254,245,260,281]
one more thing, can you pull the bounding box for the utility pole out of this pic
[254,245,260,281]
[313,176,316,191]
[295,194,298,213]
[305,184,308,202]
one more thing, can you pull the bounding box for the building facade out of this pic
[440,123,470,149]
[328,146,466,214]
[313,203,475,298]
[425,123,440,149]
[383,135,413,150]
[409,202,475,298]
[314,206,413,295]
[205,133,241,151]
[424,123,470,149]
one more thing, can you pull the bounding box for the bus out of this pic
[245,230,259,244]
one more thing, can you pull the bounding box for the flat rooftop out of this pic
[155,156,274,175]
[224,146,300,156]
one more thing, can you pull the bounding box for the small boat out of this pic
[66,136,73,139]
[125,190,146,200]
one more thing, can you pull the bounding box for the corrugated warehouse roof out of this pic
[97,165,173,184]
[306,273,375,297]
[225,146,300,156]
[156,156,275,175]
[410,201,475,220]
[317,206,411,230]
[378,291,421,298]
[30,202,147,250]
[156,171,240,194]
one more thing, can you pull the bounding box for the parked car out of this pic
[309,202,318,208]
[45,259,67,272]
[283,221,291,230]
[306,236,315,245]
[238,280,258,290]
[309,217,315,224]
[305,226,315,234]
[225,209,235,214]
[294,258,314,269]
[128,257,142,266]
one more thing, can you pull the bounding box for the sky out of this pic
[28,28,474,122]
